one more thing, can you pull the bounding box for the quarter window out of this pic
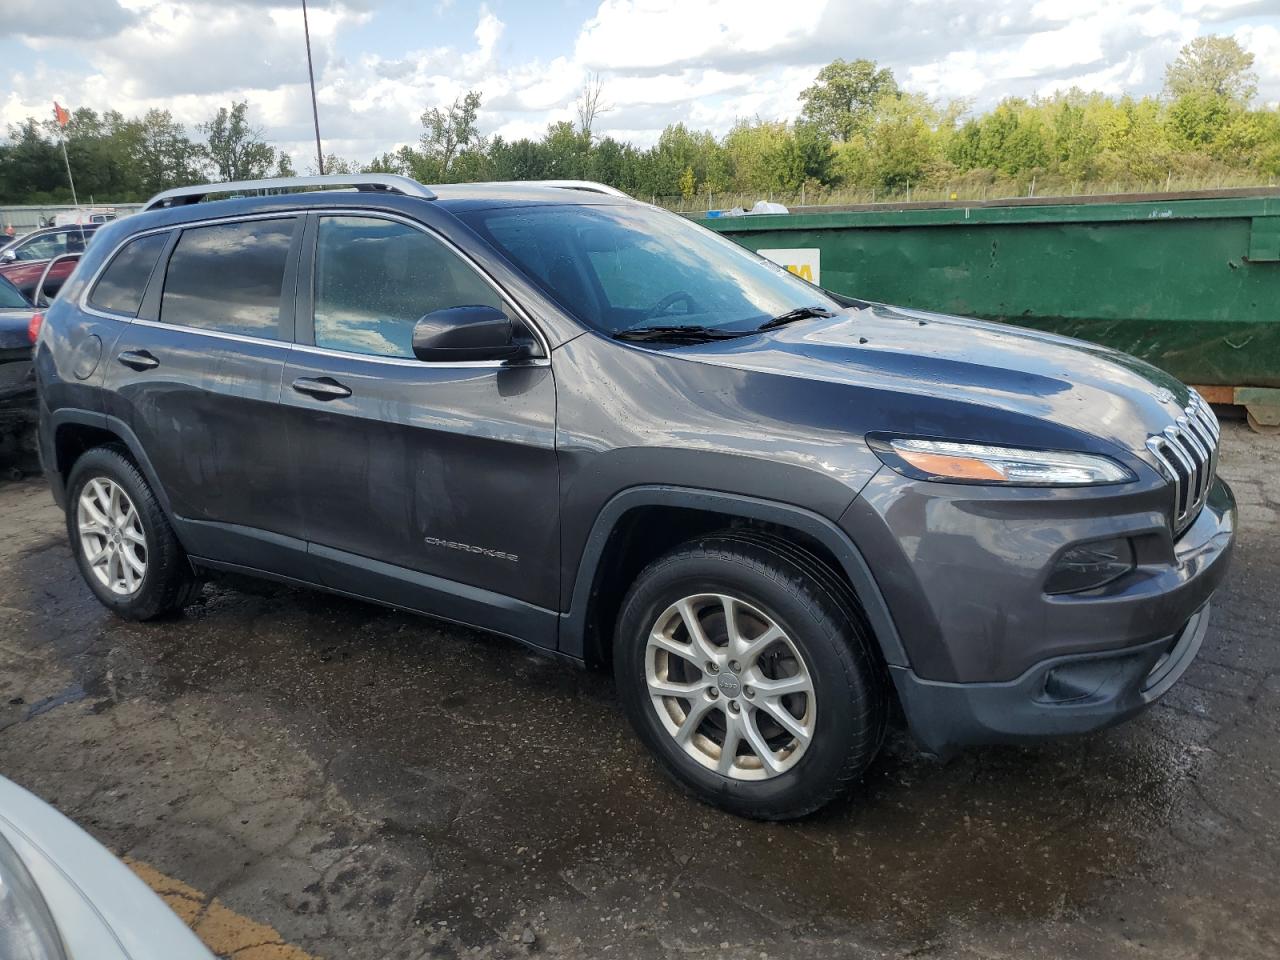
[88,232,169,317]
[313,216,506,358]
[160,219,296,338]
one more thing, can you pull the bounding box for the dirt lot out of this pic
[0,420,1277,960]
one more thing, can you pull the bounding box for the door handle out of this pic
[292,376,352,400]
[117,350,159,371]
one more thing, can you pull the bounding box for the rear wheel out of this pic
[614,534,888,819]
[66,447,200,620]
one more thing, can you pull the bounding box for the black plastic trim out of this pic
[891,602,1210,757]
[559,485,908,667]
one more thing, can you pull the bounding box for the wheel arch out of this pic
[48,410,176,521]
[559,486,909,671]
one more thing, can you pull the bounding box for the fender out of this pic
[557,485,909,668]
[46,408,177,523]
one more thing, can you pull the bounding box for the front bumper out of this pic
[842,465,1235,754]
[890,602,1210,756]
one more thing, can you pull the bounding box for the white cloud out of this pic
[575,0,828,72]
[3,0,1279,165]
[0,0,136,40]
[1233,21,1280,104]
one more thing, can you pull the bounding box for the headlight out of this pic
[0,831,67,960]
[869,437,1134,486]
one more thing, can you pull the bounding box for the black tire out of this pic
[614,533,888,820]
[65,446,201,620]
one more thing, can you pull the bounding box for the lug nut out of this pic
[708,688,719,699]
[729,660,741,673]
[727,701,740,714]
[743,686,755,699]
[705,662,719,674]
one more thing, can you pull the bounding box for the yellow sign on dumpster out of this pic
[758,248,820,285]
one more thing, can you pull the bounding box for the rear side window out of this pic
[160,219,295,338]
[88,232,169,317]
[0,278,27,308]
[313,215,505,358]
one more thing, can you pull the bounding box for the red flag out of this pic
[53,102,70,127]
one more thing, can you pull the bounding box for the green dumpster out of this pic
[701,189,1280,427]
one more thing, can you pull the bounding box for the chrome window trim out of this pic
[290,341,548,369]
[75,207,553,364]
[126,316,290,349]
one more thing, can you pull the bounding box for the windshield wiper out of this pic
[613,325,750,343]
[756,305,838,331]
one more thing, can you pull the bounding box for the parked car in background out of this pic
[35,174,1235,819]
[0,274,38,475]
[0,225,98,300]
[53,208,121,227]
[0,774,213,959]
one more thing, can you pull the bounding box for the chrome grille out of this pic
[1146,390,1220,536]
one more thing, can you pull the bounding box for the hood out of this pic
[678,303,1189,457]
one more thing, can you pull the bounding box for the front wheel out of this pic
[614,534,888,820]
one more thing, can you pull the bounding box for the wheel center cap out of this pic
[716,672,742,698]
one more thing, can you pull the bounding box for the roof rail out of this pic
[524,180,630,199]
[142,174,436,211]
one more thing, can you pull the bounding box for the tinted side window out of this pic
[88,232,169,317]
[313,216,505,358]
[0,278,27,308]
[161,219,295,338]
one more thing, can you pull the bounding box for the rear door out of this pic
[281,212,560,643]
[103,216,308,573]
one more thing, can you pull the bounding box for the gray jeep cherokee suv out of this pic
[34,175,1235,819]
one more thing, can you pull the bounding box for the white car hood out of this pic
[0,777,212,960]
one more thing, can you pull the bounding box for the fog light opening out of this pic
[1045,537,1136,595]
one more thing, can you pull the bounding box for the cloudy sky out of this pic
[2,0,1278,167]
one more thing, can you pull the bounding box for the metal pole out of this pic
[302,0,324,175]
[58,135,86,246]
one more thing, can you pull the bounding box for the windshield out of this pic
[460,203,840,337]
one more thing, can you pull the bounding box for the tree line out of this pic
[1,35,1276,207]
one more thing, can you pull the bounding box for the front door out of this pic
[281,213,559,645]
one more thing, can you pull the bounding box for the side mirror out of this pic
[1,250,15,263]
[412,305,532,363]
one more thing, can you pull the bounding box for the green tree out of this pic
[420,90,484,179]
[541,120,589,178]
[866,94,945,191]
[678,164,696,201]
[799,59,899,141]
[1164,35,1257,104]
[124,109,204,193]
[200,102,276,181]
[1167,89,1233,147]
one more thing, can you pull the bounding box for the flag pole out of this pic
[302,0,324,175]
[54,103,86,246]
[59,136,80,211]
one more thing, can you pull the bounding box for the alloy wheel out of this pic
[645,593,816,780]
[77,477,147,596]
